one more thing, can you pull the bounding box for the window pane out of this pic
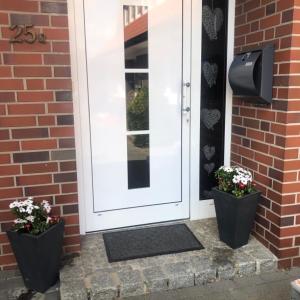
[126,73,149,131]
[127,134,150,189]
[123,5,148,68]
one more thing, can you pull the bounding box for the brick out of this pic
[0,0,38,12]
[24,185,60,196]
[13,42,51,53]
[11,14,49,26]
[277,0,294,11]
[51,150,76,160]
[251,140,269,153]
[54,172,77,183]
[22,162,58,174]
[0,188,22,200]
[0,165,20,175]
[0,141,19,152]
[57,115,74,125]
[278,259,292,269]
[44,54,70,65]
[3,54,42,65]
[0,12,8,24]
[51,16,68,27]
[61,214,79,225]
[38,116,55,126]
[14,67,52,78]
[232,125,246,135]
[64,225,80,235]
[13,151,49,163]
[244,118,260,129]
[0,177,14,188]
[12,128,48,139]
[50,127,74,138]
[59,138,75,148]
[46,79,72,90]
[62,204,78,215]
[48,103,73,114]
[265,3,275,15]
[16,174,52,186]
[55,91,72,101]
[0,79,23,90]
[0,154,10,164]
[0,130,9,140]
[54,67,71,77]
[61,183,77,193]
[60,161,76,171]
[0,66,11,77]
[17,91,53,103]
[43,28,69,40]
[0,254,16,266]
[8,104,45,115]
[0,116,36,127]
[260,14,280,30]
[26,79,44,90]
[21,139,57,151]
[247,128,264,141]
[55,193,78,204]
[0,92,15,103]
[41,2,67,14]
[52,42,70,53]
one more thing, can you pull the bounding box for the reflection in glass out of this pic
[127,134,150,189]
[123,5,148,68]
[126,73,149,131]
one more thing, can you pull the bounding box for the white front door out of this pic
[83,0,190,231]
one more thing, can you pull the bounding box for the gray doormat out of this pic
[103,223,204,262]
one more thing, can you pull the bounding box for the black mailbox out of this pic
[228,44,274,104]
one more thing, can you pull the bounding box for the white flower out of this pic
[26,216,35,222]
[9,201,19,209]
[42,200,51,213]
[19,207,26,213]
[14,218,27,224]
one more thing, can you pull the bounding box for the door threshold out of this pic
[86,217,190,234]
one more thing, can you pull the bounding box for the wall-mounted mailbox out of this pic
[228,44,274,104]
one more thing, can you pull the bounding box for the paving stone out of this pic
[117,269,145,297]
[60,279,87,300]
[88,271,118,299]
[143,266,169,292]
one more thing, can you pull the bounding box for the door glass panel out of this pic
[127,134,150,189]
[126,73,149,131]
[123,5,148,69]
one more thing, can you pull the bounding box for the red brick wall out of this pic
[233,0,300,268]
[0,0,80,270]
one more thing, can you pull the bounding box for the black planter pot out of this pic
[212,187,260,249]
[7,220,64,293]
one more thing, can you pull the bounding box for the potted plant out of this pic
[212,166,260,249]
[6,197,64,293]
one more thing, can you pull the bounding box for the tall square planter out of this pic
[6,220,64,293]
[212,187,260,249]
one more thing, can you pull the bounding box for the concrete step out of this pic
[59,218,277,300]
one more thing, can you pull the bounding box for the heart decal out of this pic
[202,6,224,40]
[204,162,215,174]
[201,109,221,130]
[203,145,216,161]
[203,62,218,88]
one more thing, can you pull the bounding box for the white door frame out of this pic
[68,0,235,234]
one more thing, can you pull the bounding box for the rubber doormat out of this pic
[103,223,204,262]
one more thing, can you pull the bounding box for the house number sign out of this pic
[9,24,46,44]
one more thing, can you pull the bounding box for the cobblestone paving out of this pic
[59,218,277,299]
